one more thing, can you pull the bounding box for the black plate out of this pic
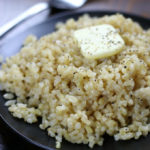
[0,10,150,150]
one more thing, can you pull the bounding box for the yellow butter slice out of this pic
[73,24,125,59]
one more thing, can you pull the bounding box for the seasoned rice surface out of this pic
[0,14,150,148]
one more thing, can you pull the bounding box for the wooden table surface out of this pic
[0,0,150,41]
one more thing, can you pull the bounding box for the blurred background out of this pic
[0,0,150,41]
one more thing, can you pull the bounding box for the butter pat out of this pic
[73,24,125,59]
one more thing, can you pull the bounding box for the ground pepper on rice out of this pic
[0,14,150,148]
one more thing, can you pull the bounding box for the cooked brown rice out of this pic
[0,14,150,148]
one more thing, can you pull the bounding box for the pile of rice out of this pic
[0,14,150,148]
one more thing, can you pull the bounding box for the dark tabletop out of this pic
[0,0,150,150]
